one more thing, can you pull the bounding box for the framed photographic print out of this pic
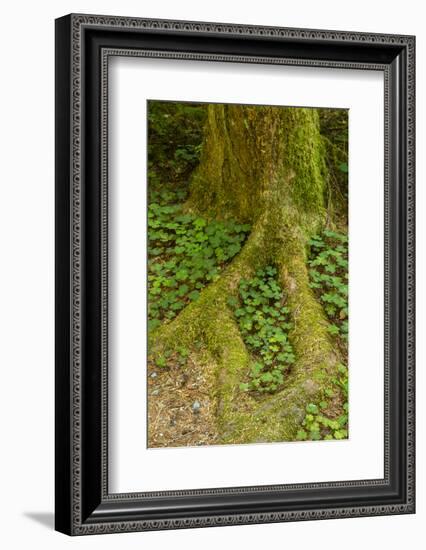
[55,14,415,535]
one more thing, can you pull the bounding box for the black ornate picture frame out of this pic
[55,13,415,535]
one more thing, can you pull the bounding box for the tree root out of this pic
[149,223,341,444]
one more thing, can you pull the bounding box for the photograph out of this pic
[147,100,349,448]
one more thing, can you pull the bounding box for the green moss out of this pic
[188,105,327,232]
[188,104,260,222]
[279,108,326,216]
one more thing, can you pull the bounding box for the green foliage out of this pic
[148,100,206,186]
[318,108,349,215]
[296,363,349,441]
[148,188,251,330]
[229,267,295,394]
[306,403,319,415]
[308,229,348,344]
[156,356,167,368]
[297,229,349,442]
[149,346,191,371]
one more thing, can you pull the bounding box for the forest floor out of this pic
[147,190,349,447]
[147,351,220,448]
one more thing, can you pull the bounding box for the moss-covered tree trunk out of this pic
[151,104,342,443]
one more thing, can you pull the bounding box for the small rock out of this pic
[150,372,157,378]
[191,400,201,413]
[151,389,160,396]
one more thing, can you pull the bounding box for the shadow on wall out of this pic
[23,512,54,530]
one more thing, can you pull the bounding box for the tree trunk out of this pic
[150,104,342,443]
